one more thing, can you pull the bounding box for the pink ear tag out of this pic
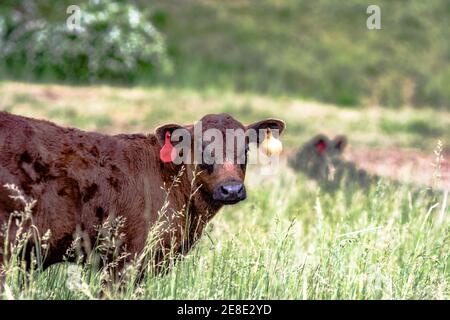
[315,140,327,154]
[160,131,175,163]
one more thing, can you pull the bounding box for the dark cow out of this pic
[289,134,378,191]
[289,134,388,192]
[288,134,441,205]
[0,111,285,280]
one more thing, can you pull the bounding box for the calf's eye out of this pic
[200,163,214,174]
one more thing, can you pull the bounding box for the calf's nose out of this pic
[215,181,246,204]
[220,183,244,196]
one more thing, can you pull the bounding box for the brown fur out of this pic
[0,111,284,275]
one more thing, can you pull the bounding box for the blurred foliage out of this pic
[149,0,449,109]
[0,0,449,109]
[0,0,171,82]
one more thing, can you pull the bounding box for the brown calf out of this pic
[0,111,284,277]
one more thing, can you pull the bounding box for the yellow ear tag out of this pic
[260,128,283,156]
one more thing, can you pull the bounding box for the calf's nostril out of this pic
[238,186,245,197]
[220,185,230,195]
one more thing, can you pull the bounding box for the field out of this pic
[0,81,449,299]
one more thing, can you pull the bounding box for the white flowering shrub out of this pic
[0,0,172,82]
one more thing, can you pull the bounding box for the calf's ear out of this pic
[246,119,286,144]
[333,135,347,153]
[154,124,185,146]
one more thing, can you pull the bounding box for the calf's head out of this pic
[155,113,285,205]
[289,134,347,181]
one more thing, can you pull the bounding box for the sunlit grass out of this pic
[1,168,449,299]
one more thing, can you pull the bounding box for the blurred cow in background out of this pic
[289,134,379,192]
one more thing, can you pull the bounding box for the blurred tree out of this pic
[0,0,171,82]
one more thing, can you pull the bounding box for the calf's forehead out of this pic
[199,114,245,131]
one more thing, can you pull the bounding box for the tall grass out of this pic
[1,163,448,299]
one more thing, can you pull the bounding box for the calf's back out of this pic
[0,111,191,267]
